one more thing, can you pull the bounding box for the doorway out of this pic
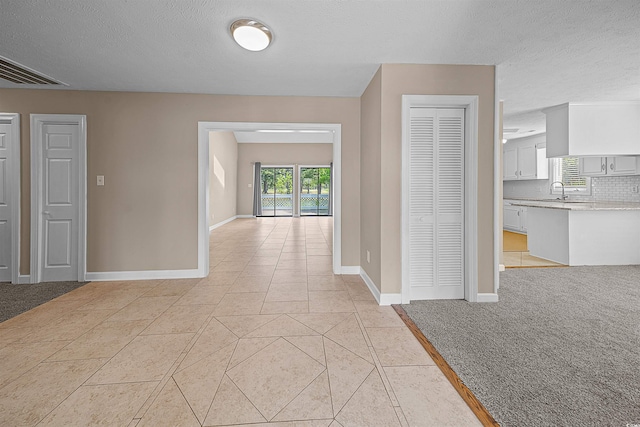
[198,122,342,275]
[299,166,331,216]
[401,95,479,303]
[30,114,87,283]
[259,166,294,217]
[0,113,20,283]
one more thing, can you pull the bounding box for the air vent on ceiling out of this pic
[0,56,65,85]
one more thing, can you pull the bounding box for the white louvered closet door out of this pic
[409,107,464,300]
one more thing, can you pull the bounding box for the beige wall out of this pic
[359,67,382,290]
[210,132,238,226]
[0,89,360,274]
[371,64,496,294]
[236,143,333,216]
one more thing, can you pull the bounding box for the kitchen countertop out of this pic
[505,198,640,211]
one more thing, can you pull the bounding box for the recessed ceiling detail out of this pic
[0,56,64,85]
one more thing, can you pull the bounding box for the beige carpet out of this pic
[403,266,640,426]
[0,281,89,323]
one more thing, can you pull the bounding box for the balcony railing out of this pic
[300,193,330,215]
[260,193,330,215]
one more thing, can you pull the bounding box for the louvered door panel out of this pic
[437,112,464,216]
[436,110,464,298]
[409,107,464,300]
[409,108,436,292]
[409,110,435,216]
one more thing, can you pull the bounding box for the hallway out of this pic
[0,217,480,426]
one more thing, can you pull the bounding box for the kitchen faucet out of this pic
[550,181,567,200]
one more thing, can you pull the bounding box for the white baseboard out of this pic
[340,266,361,275]
[476,292,499,303]
[379,293,402,305]
[359,268,380,303]
[17,274,31,284]
[359,268,401,306]
[209,215,237,232]
[499,264,505,272]
[85,269,203,282]
[236,215,254,219]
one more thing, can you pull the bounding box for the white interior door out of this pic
[409,107,464,300]
[31,115,86,283]
[0,123,13,281]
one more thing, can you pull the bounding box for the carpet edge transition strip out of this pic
[392,304,499,427]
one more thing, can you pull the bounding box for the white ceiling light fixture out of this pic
[230,19,273,52]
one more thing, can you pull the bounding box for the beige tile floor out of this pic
[0,217,481,426]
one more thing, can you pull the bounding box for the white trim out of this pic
[401,95,479,303]
[0,113,21,284]
[360,267,400,306]
[17,274,31,284]
[85,269,201,282]
[476,293,499,303]
[499,264,506,272]
[494,70,501,294]
[331,127,342,275]
[30,114,87,284]
[340,266,360,275]
[198,122,342,276]
[379,293,402,306]
[209,215,237,232]
[359,267,380,303]
[237,215,255,219]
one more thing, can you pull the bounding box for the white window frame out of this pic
[550,157,591,196]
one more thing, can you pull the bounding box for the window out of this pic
[551,157,591,195]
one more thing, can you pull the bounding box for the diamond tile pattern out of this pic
[0,217,480,426]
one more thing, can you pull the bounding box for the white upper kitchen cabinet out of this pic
[609,156,638,175]
[579,157,607,176]
[503,134,549,181]
[543,102,640,158]
[579,156,639,176]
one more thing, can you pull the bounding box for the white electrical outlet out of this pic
[632,185,639,193]
[248,183,252,188]
[366,250,370,263]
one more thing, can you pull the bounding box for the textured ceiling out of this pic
[1,0,639,137]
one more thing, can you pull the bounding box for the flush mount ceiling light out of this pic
[230,19,273,51]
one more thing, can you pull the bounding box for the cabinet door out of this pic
[609,156,638,175]
[519,207,527,232]
[518,143,538,179]
[503,205,521,231]
[579,157,606,176]
[503,145,518,180]
[536,144,549,180]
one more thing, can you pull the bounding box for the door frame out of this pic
[298,164,332,217]
[198,122,342,275]
[257,164,295,217]
[30,114,87,284]
[401,95,479,303]
[0,113,21,284]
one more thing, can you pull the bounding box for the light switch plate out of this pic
[97,175,104,186]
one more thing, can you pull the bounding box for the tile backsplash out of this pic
[503,175,640,203]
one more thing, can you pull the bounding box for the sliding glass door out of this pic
[300,167,331,216]
[259,167,294,217]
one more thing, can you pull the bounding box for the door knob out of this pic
[43,211,51,216]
